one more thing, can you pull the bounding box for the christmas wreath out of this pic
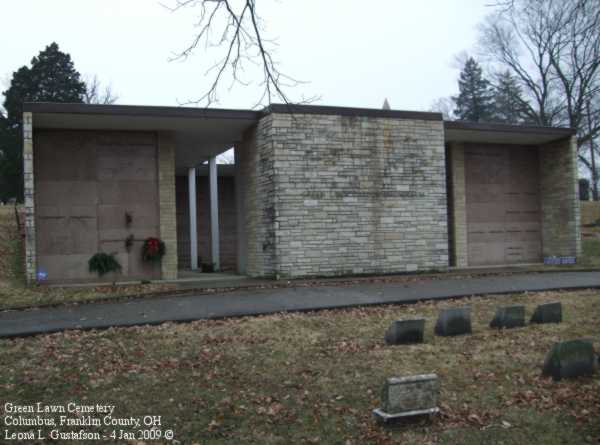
[142,237,166,262]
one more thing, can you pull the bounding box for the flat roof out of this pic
[23,102,261,121]
[24,103,261,174]
[264,103,443,121]
[444,120,574,145]
[25,102,444,121]
[25,102,575,149]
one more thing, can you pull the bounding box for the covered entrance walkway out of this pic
[25,103,260,282]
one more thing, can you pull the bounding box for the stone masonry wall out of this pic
[235,116,277,276]
[158,132,178,279]
[539,136,582,258]
[23,112,36,283]
[270,113,449,278]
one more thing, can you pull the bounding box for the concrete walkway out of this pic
[1,271,600,339]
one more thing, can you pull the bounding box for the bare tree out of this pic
[165,0,316,107]
[480,0,600,175]
[429,97,455,120]
[83,75,118,105]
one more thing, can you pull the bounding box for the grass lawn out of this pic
[1,289,599,444]
[581,237,600,267]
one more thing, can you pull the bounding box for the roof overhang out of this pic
[25,103,575,172]
[24,102,445,174]
[24,102,261,173]
[265,103,443,121]
[444,120,575,146]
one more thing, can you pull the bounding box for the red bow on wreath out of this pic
[142,237,165,262]
[148,238,159,253]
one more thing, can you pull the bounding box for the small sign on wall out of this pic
[36,269,48,281]
[543,256,577,265]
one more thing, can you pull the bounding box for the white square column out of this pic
[188,167,198,270]
[209,156,220,271]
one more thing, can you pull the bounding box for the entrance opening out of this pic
[176,163,237,272]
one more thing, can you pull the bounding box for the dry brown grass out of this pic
[1,289,598,444]
[0,205,21,281]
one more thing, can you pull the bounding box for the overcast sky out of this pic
[3,0,491,111]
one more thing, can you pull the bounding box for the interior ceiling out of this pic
[32,111,259,171]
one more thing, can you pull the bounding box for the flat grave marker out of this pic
[373,374,439,423]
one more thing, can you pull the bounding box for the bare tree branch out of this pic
[83,75,118,105]
[479,0,600,177]
[485,0,515,12]
[429,97,455,120]
[165,0,318,107]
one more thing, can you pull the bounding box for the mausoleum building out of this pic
[22,102,580,283]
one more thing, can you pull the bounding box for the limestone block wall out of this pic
[269,113,449,278]
[158,132,178,279]
[235,116,277,276]
[23,112,36,283]
[539,136,581,257]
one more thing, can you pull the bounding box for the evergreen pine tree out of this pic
[3,42,86,126]
[0,43,86,201]
[453,57,494,122]
[492,70,528,124]
[0,113,19,203]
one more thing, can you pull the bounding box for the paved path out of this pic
[1,271,599,338]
